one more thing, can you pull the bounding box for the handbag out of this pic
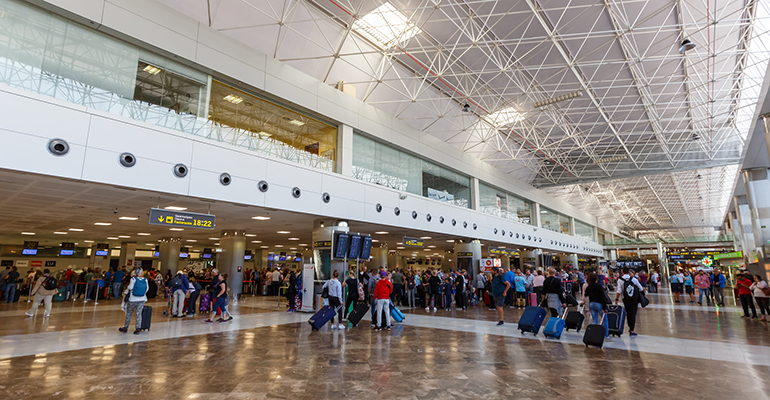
[321,285,329,299]
[640,292,650,308]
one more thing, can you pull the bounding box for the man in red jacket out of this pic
[374,271,392,331]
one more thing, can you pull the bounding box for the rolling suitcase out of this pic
[583,314,606,348]
[529,292,538,307]
[565,293,579,307]
[348,302,369,327]
[390,300,405,322]
[543,310,567,339]
[140,306,152,331]
[199,293,211,313]
[606,304,626,337]
[518,306,547,335]
[308,305,338,331]
[565,305,585,332]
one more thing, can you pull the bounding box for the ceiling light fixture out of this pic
[260,246,269,248]
[21,232,35,235]
[164,206,188,211]
[275,245,284,248]
[138,233,151,236]
[169,228,184,231]
[84,240,94,243]
[245,234,257,237]
[118,216,138,220]
[534,90,583,108]
[143,64,161,75]
[288,119,305,126]
[252,240,262,243]
[353,2,421,49]
[54,232,67,235]
[462,104,470,112]
[94,222,112,226]
[277,231,290,234]
[252,216,271,220]
[288,238,300,241]
[375,231,389,234]
[420,236,432,239]
[118,235,130,238]
[679,38,696,53]
[69,228,84,232]
[224,94,244,104]
[485,106,524,126]
[107,237,119,240]
[209,238,219,240]
[186,239,197,242]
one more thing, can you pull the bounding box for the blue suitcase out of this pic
[518,306,547,335]
[308,305,337,331]
[606,304,626,337]
[543,310,567,339]
[390,300,405,322]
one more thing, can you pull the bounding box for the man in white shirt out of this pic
[271,269,281,296]
[614,266,645,337]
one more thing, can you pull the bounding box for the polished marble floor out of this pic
[1,290,769,399]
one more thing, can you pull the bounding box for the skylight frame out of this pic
[353,2,422,49]
[485,107,525,127]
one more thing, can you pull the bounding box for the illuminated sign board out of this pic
[489,247,519,256]
[360,236,373,259]
[456,252,473,257]
[402,236,425,248]
[713,251,742,260]
[148,208,215,230]
[480,258,502,272]
[314,241,331,248]
[95,243,109,257]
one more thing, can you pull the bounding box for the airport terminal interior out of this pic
[3,0,770,398]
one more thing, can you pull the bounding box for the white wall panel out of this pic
[0,128,86,180]
[263,182,321,216]
[263,75,317,113]
[186,168,263,207]
[80,146,189,194]
[0,88,91,145]
[320,196,366,222]
[86,114,193,164]
[196,25,267,72]
[189,141,268,183]
[195,43,266,91]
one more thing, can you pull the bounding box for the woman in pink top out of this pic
[694,270,711,306]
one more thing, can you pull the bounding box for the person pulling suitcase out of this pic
[119,267,149,335]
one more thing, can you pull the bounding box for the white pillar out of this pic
[159,237,181,274]
[531,203,541,227]
[118,242,136,269]
[336,124,354,176]
[219,230,246,295]
[470,177,480,211]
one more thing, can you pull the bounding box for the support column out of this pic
[159,237,181,274]
[470,177,480,211]
[454,241,481,281]
[531,203,541,227]
[742,168,770,275]
[563,253,578,270]
[569,217,576,236]
[371,246,388,271]
[219,230,246,296]
[118,242,137,269]
[735,195,756,269]
[522,249,542,270]
[336,124,354,176]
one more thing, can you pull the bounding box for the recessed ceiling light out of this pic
[118,235,130,238]
[446,239,455,242]
[143,64,161,75]
[252,240,262,243]
[84,240,94,243]
[209,238,220,240]
[186,240,197,242]
[397,246,405,249]
[94,222,112,226]
[21,232,35,235]
[290,247,297,250]
[375,231,389,234]
[353,2,421,49]
[169,228,184,231]
[53,232,67,235]
[277,231,290,234]
[107,237,119,240]
[214,243,220,246]
[260,246,269,249]
[138,233,151,236]
[288,237,300,241]
[114,246,121,249]
[420,236,432,239]
[372,239,379,243]
[287,119,305,126]
[245,234,257,237]
[428,245,436,248]
[224,94,244,104]
[146,243,155,246]
[257,131,271,138]
[299,244,308,246]
[164,206,188,211]
[119,216,138,220]
[69,228,84,232]
[252,216,271,220]
[275,245,284,247]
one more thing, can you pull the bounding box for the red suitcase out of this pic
[529,292,538,307]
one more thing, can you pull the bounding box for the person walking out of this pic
[615,266,644,337]
[542,269,567,318]
[712,269,726,306]
[695,270,711,306]
[373,271,392,331]
[532,270,545,305]
[581,272,612,342]
[669,271,681,303]
[205,271,233,323]
[750,275,770,321]
[24,269,57,318]
[285,270,299,312]
[455,269,467,310]
[4,266,20,303]
[169,271,190,318]
[323,270,344,329]
[490,267,510,326]
[119,268,148,334]
[736,273,758,319]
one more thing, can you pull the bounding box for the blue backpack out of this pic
[132,278,148,297]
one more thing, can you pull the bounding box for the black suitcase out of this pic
[606,305,626,337]
[565,307,585,332]
[583,314,606,348]
[147,280,157,299]
[565,293,579,307]
[140,306,152,331]
[12,289,21,302]
[348,302,369,327]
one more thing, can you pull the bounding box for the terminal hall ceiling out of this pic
[158,0,770,237]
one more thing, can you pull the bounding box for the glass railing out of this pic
[603,234,735,246]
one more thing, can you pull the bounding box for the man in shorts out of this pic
[490,267,511,326]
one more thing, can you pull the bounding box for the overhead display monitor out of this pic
[244,250,252,260]
[22,249,38,255]
[279,256,286,261]
[360,236,373,259]
[348,235,362,259]
[153,251,160,257]
[333,231,350,260]
[202,253,212,259]
[95,243,109,256]
[59,242,75,256]
[294,257,302,262]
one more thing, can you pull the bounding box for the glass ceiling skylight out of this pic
[353,2,421,49]
[485,107,525,127]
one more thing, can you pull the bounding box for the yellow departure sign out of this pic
[148,208,215,230]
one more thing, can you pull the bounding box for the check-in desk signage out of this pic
[149,208,215,230]
[403,237,424,247]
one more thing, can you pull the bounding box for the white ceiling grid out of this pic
[157,0,770,237]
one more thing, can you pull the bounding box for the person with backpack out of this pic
[24,268,58,318]
[120,268,148,334]
[490,267,510,326]
[405,272,416,308]
[614,266,645,337]
[750,275,770,321]
[169,271,190,318]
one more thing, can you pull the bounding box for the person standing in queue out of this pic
[490,267,510,326]
[205,271,233,323]
[341,270,358,320]
[373,271,392,331]
[426,270,441,312]
[119,268,148,335]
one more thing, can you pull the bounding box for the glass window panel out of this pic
[422,161,470,208]
[541,207,571,235]
[478,182,532,224]
[574,219,594,241]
